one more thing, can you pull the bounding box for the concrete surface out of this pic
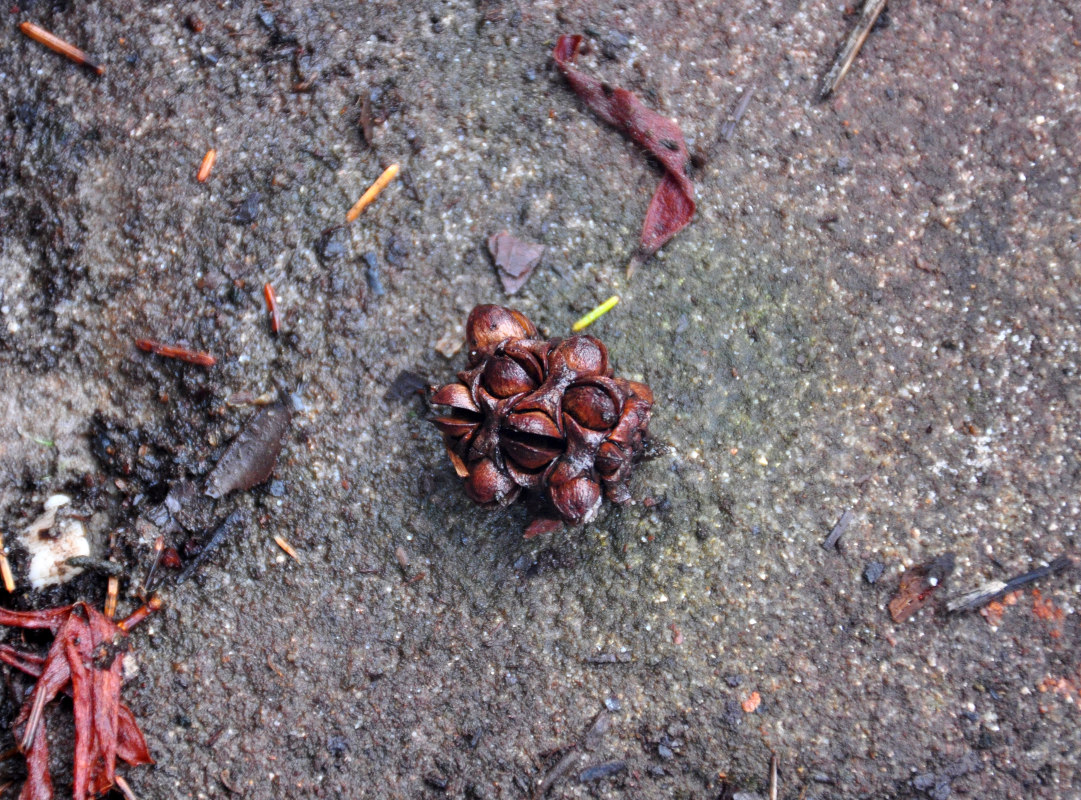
[1,1,1079,798]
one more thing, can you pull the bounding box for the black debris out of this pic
[947,555,1074,612]
[863,561,885,585]
[176,510,247,584]
[384,233,409,267]
[232,191,262,225]
[363,251,385,296]
[579,760,626,782]
[384,370,427,403]
[823,508,853,549]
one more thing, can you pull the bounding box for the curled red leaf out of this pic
[552,34,696,264]
[0,600,159,800]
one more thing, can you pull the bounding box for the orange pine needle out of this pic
[117,594,163,633]
[263,282,280,333]
[274,535,299,561]
[196,148,217,182]
[104,575,119,619]
[346,163,400,223]
[135,338,216,367]
[19,21,104,75]
[0,530,14,593]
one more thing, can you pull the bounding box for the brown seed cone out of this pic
[430,305,653,525]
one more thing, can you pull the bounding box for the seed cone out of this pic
[431,304,653,525]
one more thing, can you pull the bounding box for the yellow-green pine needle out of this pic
[572,295,620,332]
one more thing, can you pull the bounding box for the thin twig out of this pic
[176,511,247,585]
[819,0,889,100]
[823,509,853,549]
[721,87,756,141]
[947,555,1074,613]
[769,753,779,800]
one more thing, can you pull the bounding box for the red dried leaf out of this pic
[0,600,159,800]
[552,34,696,264]
[888,553,956,623]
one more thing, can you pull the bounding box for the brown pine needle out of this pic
[274,535,299,561]
[196,148,217,182]
[346,163,400,223]
[19,21,104,75]
[104,575,119,619]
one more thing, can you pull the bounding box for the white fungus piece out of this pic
[19,494,91,589]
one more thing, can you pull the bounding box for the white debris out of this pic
[19,494,91,589]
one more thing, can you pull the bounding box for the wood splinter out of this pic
[19,21,104,76]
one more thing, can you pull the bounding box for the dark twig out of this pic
[176,511,247,585]
[533,711,610,799]
[947,555,1074,613]
[819,0,889,100]
[823,509,853,549]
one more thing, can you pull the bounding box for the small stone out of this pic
[864,561,885,585]
[435,328,464,359]
[232,191,262,225]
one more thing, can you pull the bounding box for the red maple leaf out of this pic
[0,598,160,800]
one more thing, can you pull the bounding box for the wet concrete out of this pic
[1,1,1079,798]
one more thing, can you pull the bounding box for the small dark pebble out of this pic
[579,761,626,782]
[864,561,885,585]
[326,736,349,756]
[724,674,743,687]
[424,775,449,791]
[913,773,936,791]
[384,369,427,402]
[384,233,410,267]
[363,251,385,296]
[147,503,171,528]
[657,744,674,760]
[232,191,262,225]
[317,227,347,263]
